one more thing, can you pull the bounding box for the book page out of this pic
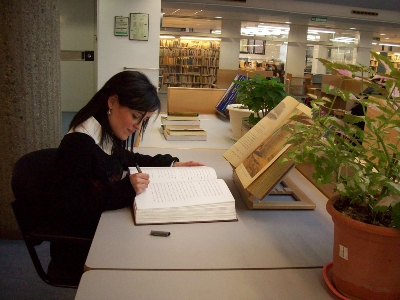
[128,166,217,182]
[135,179,234,209]
[223,96,302,168]
[235,116,297,188]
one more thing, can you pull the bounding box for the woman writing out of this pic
[48,71,203,282]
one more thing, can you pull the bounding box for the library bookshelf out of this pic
[370,51,400,72]
[159,38,220,92]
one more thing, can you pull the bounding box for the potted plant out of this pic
[234,74,289,125]
[284,52,400,300]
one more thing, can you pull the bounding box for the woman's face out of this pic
[107,95,153,140]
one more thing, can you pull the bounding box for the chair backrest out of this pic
[11,148,58,234]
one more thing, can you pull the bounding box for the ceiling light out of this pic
[215,16,222,19]
[160,35,175,39]
[350,28,356,30]
[308,29,335,34]
[379,43,400,47]
[286,22,292,24]
[380,33,386,35]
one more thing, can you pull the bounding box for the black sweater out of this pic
[48,132,178,238]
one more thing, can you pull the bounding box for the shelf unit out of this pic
[159,38,220,92]
[370,52,400,72]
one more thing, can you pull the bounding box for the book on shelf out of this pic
[223,96,312,208]
[129,166,238,225]
[163,127,207,141]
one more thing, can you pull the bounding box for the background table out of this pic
[138,114,235,149]
[85,148,333,271]
[75,269,339,300]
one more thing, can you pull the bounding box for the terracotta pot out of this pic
[326,196,400,300]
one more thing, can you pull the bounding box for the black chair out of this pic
[11,148,92,288]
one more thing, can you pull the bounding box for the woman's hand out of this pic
[129,173,150,195]
[173,161,205,167]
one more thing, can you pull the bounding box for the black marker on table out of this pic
[150,230,170,237]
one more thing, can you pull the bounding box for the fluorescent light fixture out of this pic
[215,16,222,19]
[160,35,175,39]
[379,43,400,47]
[330,37,356,43]
[372,42,377,45]
[308,29,335,34]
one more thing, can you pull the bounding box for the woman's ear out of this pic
[107,94,119,110]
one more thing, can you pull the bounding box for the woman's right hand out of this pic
[129,173,150,195]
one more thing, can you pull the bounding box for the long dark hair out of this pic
[70,71,160,151]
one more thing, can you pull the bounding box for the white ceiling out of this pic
[161,0,400,46]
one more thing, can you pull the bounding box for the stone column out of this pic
[219,19,241,69]
[357,30,373,69]
[286,24,308,76]
[0,0,62,239]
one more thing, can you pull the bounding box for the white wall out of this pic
[60,0,96,112]
[97,0,161,89]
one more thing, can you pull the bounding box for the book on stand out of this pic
[223,96,316,210]
[129,166,238,225]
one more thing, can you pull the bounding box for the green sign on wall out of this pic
[311,16,327,22]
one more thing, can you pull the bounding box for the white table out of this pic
[75,269,338,300]
[85,148,333,271]
[138,114,235,149]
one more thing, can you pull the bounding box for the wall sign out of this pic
[129,13,149,41]
[311,16,327,22]
[115,16,129,36]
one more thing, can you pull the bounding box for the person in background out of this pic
[271,64,280,78]
[47,71,204,283]
[255,63,265,71]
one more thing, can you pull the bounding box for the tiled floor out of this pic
[0,239,76,300]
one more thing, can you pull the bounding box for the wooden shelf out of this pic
[159,38,220,91]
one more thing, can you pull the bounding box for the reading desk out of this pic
[85,147,333,271]
[75,269,337,300]
[137,113,235,149]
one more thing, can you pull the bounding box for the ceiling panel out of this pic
[161,0,400,45]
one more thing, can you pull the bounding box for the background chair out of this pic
[11,148,92,288]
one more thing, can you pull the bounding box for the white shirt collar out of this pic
[68,117,113,155]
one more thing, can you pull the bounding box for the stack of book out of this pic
[161,112,207,141]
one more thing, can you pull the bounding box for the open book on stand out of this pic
[223,96,316,210]
[129,166,237,225]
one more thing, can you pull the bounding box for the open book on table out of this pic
[129,166,238,225]
[223,96,315,209]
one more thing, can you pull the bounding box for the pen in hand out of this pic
[136,163,142,173]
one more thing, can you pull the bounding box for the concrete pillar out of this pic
[312,45,328,74]
[0,0,62,239]
[286,24,308,76]
[357,31,373,70]
[219,19,241,69]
